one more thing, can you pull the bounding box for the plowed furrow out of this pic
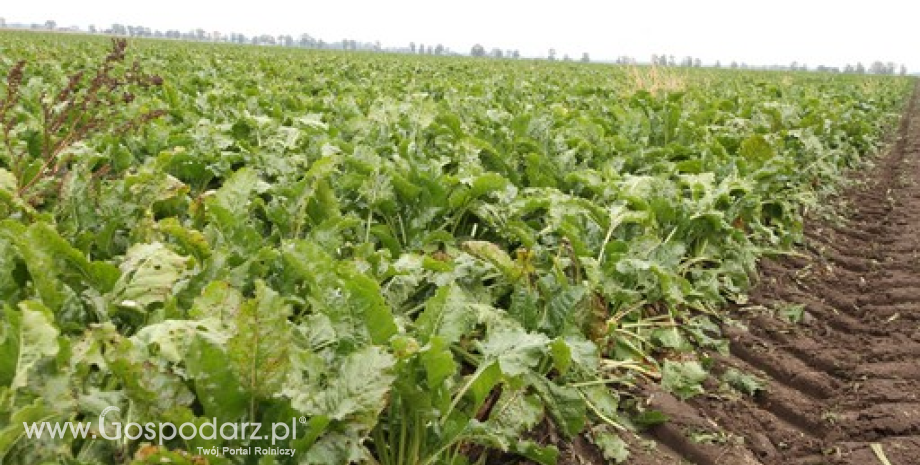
[637,84,920,464]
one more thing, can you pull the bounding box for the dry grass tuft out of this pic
[621,65,689,97]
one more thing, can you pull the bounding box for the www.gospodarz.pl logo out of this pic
[23,406,302,447]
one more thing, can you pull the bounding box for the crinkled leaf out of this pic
[282,240,396,345]
[209,166,268,217]
[113,242,190,308]
[105,337,196,417]
[8,301,60,391]
[300,431,371,465]
[189,280,243,321]
[469,390,543,444]
[652,327,691,351]
[289,346,395,425]
[338,267,397,345]
[131,318,227,366]
[542,285,587,334]
[228,281,292,399]
[416,283,478,345]
[478,328,549,377]
[527,374,586,438]
[661,360,708,400]
[292,314,337,353]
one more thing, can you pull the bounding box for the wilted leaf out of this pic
[589,425,630,463]
[721,367,765,396]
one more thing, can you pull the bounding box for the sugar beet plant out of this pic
[0,32,912,465]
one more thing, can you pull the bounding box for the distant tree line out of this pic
[648,53,909,76]
[0,17,912,74]
[469,44,521,59]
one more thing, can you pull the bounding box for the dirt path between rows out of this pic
[621,85,920,464]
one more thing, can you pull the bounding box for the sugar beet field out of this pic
[0,32,917,465]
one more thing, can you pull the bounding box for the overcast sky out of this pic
[3,1,917,70]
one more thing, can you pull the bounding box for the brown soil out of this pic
[623,84,920,464]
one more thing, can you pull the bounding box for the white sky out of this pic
[3,1,918,70]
